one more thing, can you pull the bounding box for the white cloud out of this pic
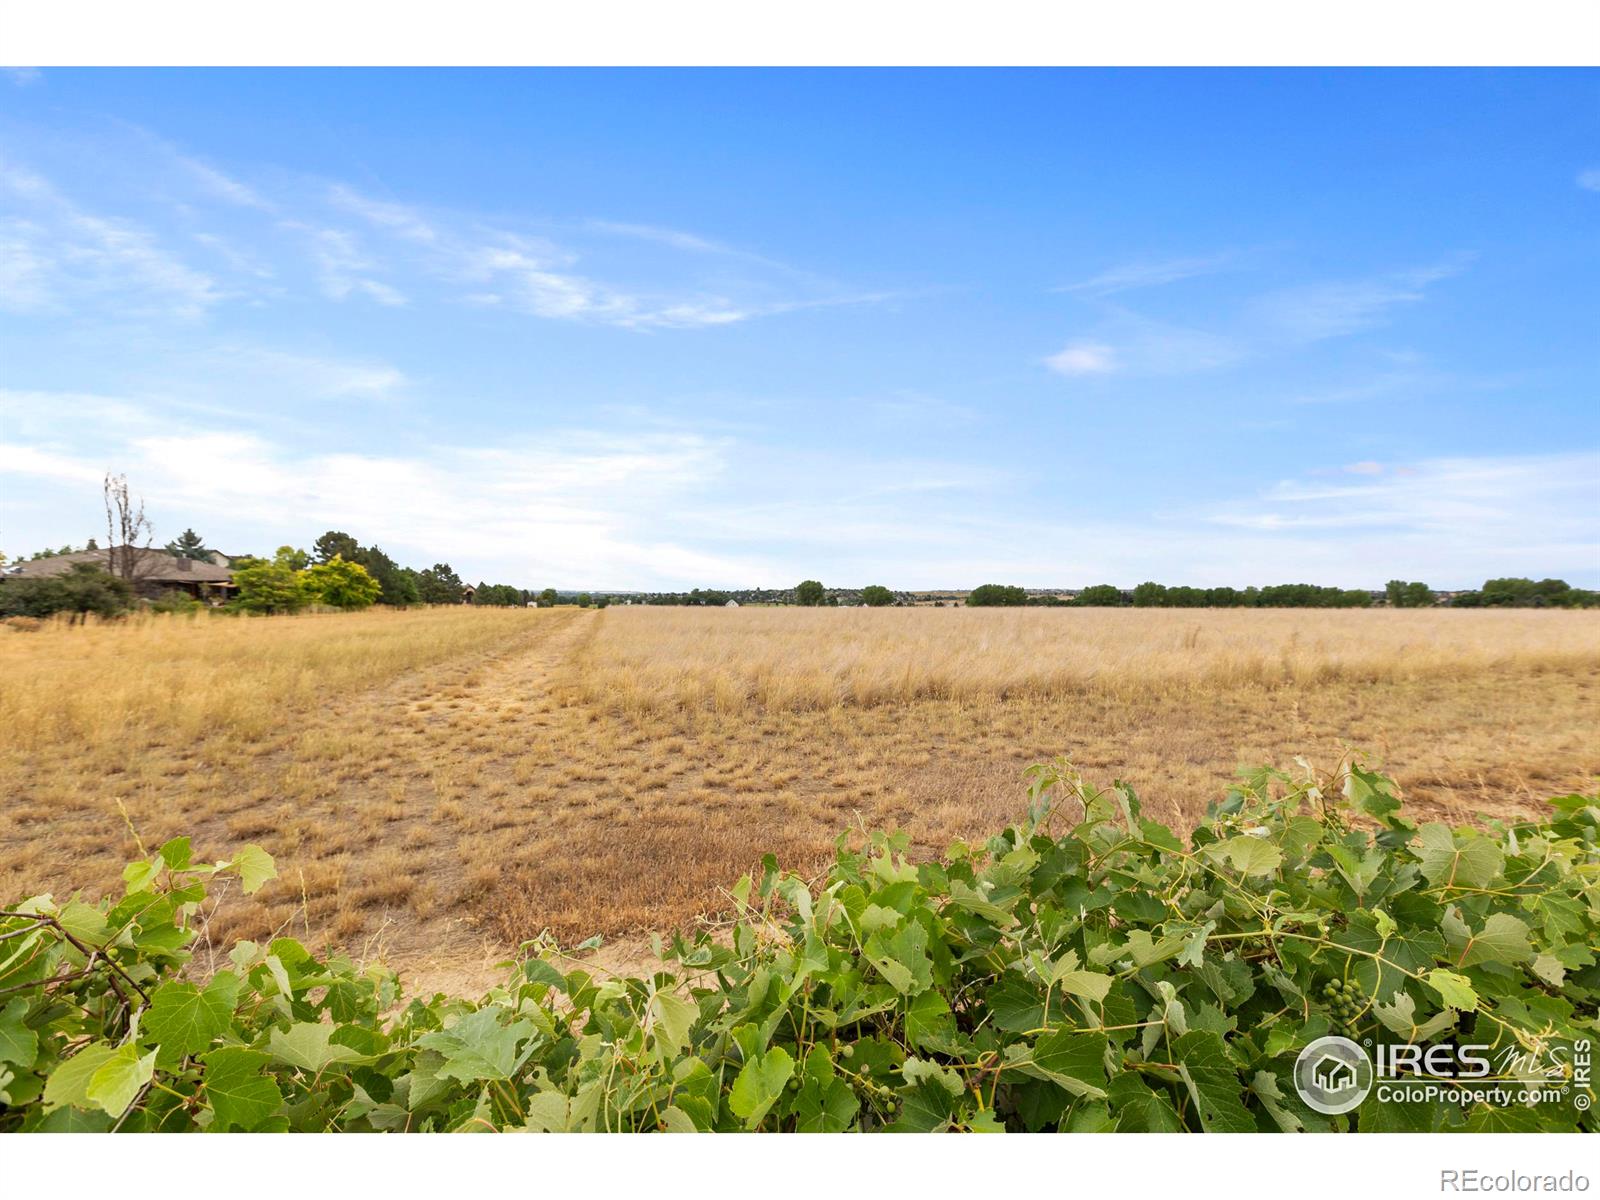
[458,238,749,329]
[293,224,406,306]
[584,220,726,254]
[0,131,883,333]
[3,68,40,87]
[329,185,437,243]
[0,399,754,586]
[0,442,105,486]
[180,157,270,210]
[1341,460,1385,475]
[1577,169,1600,193]
[1047,258,1470,382]
[1046,310,1241,379]
[0,389,158,435]
[1253,258,1470,343]
[1207,452,1600,543]
[1058,251,1236,296]
[0,222,54,311]
[3,394,1597,589]
[1288,370,1431,406]
[204,347,410,400]
[1045,340,1118,376]
[191,231,275,279]
[0,159,219,317]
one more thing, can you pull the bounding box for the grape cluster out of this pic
[1322,978,1364,1028]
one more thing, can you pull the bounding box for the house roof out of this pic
[3,547,235,584]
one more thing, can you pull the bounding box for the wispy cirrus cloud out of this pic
[0,124,890,333]
[305,182,887,329]
[280,221,408,307]
[1286,369,1433,406]
[179,155,271,211]
[329,184,437,244]
[583,219,727,255]
[0,157,220,318]
[1046,257,1470,382]
[1250,257,1471,343]
[1057,251,1237,296]
[1046,310,1240,378]
[1206,451,1600,541]
[1577,168,1600,193]
[457,237,751,329]
[198,346,411,400]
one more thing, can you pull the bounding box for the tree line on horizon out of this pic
[6,529,1597,618]
[612,576,1599,609]
[964,577,1597,608]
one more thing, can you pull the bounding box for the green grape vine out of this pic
[1,760,1594,1132]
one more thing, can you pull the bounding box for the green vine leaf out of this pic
[728,1046,795,1129]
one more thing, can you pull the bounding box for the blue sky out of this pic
[2,68,1596,589]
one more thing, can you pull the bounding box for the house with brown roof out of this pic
[3,546,239,603]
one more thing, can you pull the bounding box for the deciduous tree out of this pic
[966,584,1027,607]
[1075,584,1124,607]
[303,556,382,610]
[102,472,152,582]
[232,559,312,614]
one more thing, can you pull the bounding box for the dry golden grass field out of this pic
[3,604,1597,975]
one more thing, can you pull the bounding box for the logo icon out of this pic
[1294,1035,1374,1115]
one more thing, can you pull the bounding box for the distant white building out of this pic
[725,599,740,607]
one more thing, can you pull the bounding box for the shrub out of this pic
[0,562,133,620]
[966,583,1028,607]
[1,762,1593,1132]
[147,591,205,615]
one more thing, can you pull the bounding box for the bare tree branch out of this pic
[102,471,153,583]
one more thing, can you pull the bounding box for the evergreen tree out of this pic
[312,531,361,564]
[165,529,212,561]
[415,563,465,604]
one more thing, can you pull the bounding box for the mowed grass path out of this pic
[3,605,1597,965]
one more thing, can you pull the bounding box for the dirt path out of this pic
[190,608,595,958]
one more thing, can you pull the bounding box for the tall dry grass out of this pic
[0,606,541,763]
[0,601,1594,957]
[568,606,1600,714]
